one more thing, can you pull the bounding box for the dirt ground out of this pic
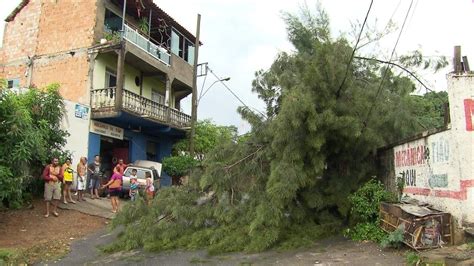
[0,198,107,263]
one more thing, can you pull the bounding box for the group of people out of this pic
[41,155,156,217]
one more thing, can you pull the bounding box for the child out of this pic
[145,175,155,206]
[129,176,139,201]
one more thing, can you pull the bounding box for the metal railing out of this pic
[122,24,171,65]
[91,87,191,127]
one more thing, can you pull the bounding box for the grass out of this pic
[0,248,21,264]
[189,257,212,264]
[405,251,420,266]
[467,242,474,250]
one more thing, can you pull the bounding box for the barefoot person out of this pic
[42,157,63,218]
[61,158,76,204]
[88,155,102,199]
[101,172,122,213]
[76,157,87,201]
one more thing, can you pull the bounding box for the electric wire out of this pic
[207,66,267,118]
[360,0,414,133]
[336,0,374,98]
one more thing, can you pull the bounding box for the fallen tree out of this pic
[105,6,447,254]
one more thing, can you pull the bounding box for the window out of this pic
[105,69,117,88]
[123,168,152,180]
[151,89,165,105]
[7,78,19,89]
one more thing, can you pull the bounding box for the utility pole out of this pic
[189,14,201,156]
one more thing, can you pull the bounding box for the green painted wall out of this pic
[93,53,166,101]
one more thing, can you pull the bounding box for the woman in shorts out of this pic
[62,158,76,204]
[101,172,122,213]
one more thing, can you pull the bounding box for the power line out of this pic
[207,66,267,119]
[336,0,374,98]
[360,0,414,134]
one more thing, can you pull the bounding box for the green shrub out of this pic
[345,179,395,242]
[381,224,405,248]
[162,155,198,177]
[405,251,420,265]
[344,222,386,242]
[348,179,395,223]
[0,83,69,208]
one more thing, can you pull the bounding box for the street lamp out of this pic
[198,77,231,104]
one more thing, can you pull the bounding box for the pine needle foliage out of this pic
[106,6,444,254]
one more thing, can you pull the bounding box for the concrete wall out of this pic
[381,74,474,225]
[93,53,166,99]
[62,100,91,167]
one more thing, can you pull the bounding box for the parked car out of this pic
[122,160,162,194]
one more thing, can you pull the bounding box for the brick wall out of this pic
[31,51,90,104]
[36,0,98,55]
[0,1,41,62]
[0,0,41,85]
[0,0,99,103]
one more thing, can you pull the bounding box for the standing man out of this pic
[88,155,102,199]
[113,158,127,175]
[42,157,63,218]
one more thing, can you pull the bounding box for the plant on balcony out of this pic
[104,31,121,43]
[138,17,150,36]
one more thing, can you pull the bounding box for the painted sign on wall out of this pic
[90,120,124,140]
[74,104,89,120]
[465,99,474,131]
[393,134,451,190]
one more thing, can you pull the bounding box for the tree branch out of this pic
[354,56,446,104]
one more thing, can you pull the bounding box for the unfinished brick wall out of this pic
[1,0,100,103]
[36,0,98,55]
[31,51,90,104]
[0,0,41,86]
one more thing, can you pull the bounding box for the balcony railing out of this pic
[91,87,191,128]
[122,24,171,65]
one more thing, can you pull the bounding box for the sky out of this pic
[1,0,473,133]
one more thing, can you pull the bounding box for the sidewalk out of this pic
[58,196,124,219]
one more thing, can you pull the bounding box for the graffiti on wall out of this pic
[465,99,474,131]
[394,145,429,167]
[394,136,450,189]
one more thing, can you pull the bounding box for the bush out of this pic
[162,155,198,177]
[405,251,420,265]
[381,224,405,248]
[348,179,395,223]
[345,179,395,243]
[0,82,69,208]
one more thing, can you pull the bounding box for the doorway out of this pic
[100,136,129,177]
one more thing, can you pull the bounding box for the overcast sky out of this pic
[1,0,473,133]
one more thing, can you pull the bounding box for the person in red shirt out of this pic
[113,159,127,175]
[42,157,63,218]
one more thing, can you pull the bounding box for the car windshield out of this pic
[124,168,151,179]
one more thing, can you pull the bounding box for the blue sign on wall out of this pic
[75,104,89,119]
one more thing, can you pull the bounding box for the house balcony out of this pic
[122,24,171,66]
[90,87,191,129]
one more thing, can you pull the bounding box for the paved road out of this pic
[40,229,405,266]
